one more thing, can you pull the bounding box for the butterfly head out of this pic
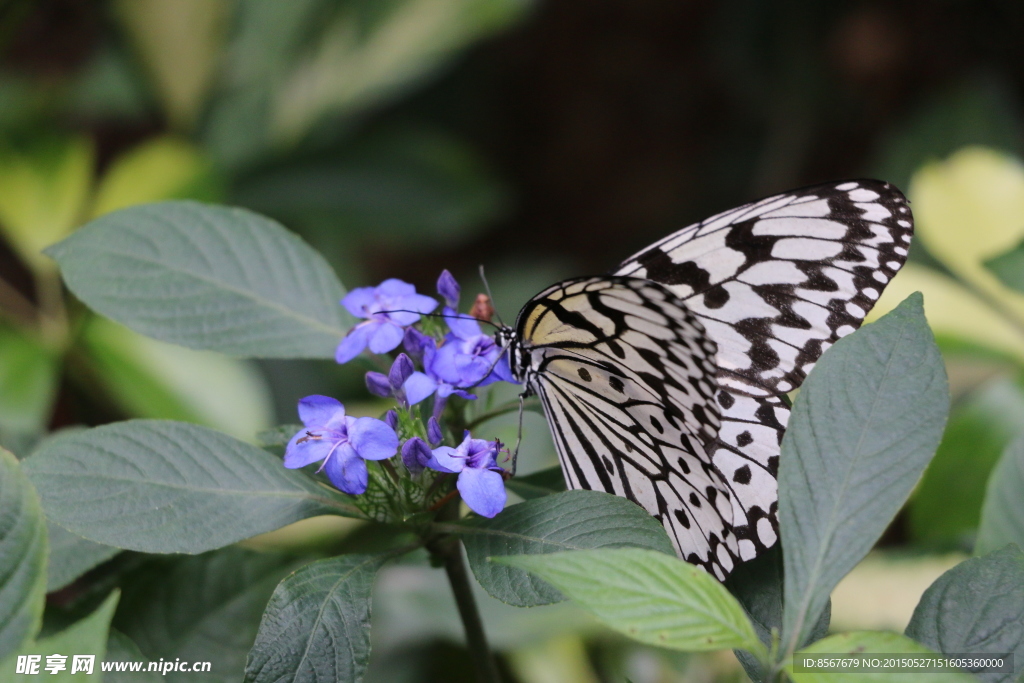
[494,325,530,385]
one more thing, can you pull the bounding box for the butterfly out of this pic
[496,180,913,579]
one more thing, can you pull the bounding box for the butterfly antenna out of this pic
[478,265,505,327]
[376,309,501,330]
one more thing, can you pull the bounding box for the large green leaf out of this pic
[910,377,1024,547]
[0,448,47,661]
[788,631,978,683]
[115,548,300,682]
[245,553,387,683]
[494,549,766,659]
[977,434,1024,555]
[905,547,1024,683]
[0,591,119,683]
[779,294,949,653]
[46,201,350,358]
[458,490,673,607]
[23,420,360,554]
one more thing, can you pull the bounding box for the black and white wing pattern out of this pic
[614,179,914,559]
[508,276,740,579]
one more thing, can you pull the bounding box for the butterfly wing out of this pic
[615,179,912,555]
[515,276,741,578]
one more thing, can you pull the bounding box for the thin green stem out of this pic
[428,503,501,683]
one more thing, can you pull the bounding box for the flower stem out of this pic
[428,502,501,683]
[439,540,502,683]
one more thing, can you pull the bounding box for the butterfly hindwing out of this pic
[514,276,740,578]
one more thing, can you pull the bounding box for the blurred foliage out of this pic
[3,1,1024,681]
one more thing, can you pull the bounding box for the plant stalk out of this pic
[429,501,501,683]
[440,540,502,683]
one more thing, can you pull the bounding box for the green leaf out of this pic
[977,434,1024,555]
[268,0,533,144]
[236,124,509,248]
[788,631,978,683]
[0,329,57,438]
[910,377,1024,547]
[494,549,765,658]
[0,448,47,661]
[780,293,949,652]
[984,239,1024,293]
[91,137,222,218]
[905,546,1024,683]
[46,201,350,359]
[81,317,272,441]
[459,490,674,607]
[245,553,387,683]
[115,548,300,682]
[0,591,119,683]
[113,0,230,130]
[504,465,566,500]
[46,522,119,593]
[103,630,160,683]
[724,545,831,681]
[22,420,360,554]
[0,135,93,271]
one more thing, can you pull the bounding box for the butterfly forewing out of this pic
[515,276,741,578]
[615,179,913,396]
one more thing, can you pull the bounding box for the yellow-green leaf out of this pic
[91,137,221,217]
[0,136,93,270]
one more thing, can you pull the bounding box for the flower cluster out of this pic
[283,271,515,518]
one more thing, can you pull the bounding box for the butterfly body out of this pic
[498,180,913,579]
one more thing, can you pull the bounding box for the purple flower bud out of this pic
[428,417,444,446]
[365,371,392,398]
[403,327,433,362]
[384,410,398,429]
[389,353,415,389]
[401,437,433,475]
[437,270,461,308]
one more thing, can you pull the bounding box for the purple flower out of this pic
[336,279,438,363]
[365,353,436,407]
[428,432,507,518]
[284,395,398,495]
[428,308,514,390]
[437,270,461,308]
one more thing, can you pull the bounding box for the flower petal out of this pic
[443,308,482,340]
[375,278,417,298]
[427,446,464,473]
[349,417,399,460]
[341,287,378,319]
[367,321,404,354]
[404,293,440,314]
[403,372,437,406]
[458,468,507,518]
[284,432,337,468]
[297,395,345,428]
[324,444,368,495]
[335,323,373,363]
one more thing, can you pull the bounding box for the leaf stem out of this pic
[428,503,502,683]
